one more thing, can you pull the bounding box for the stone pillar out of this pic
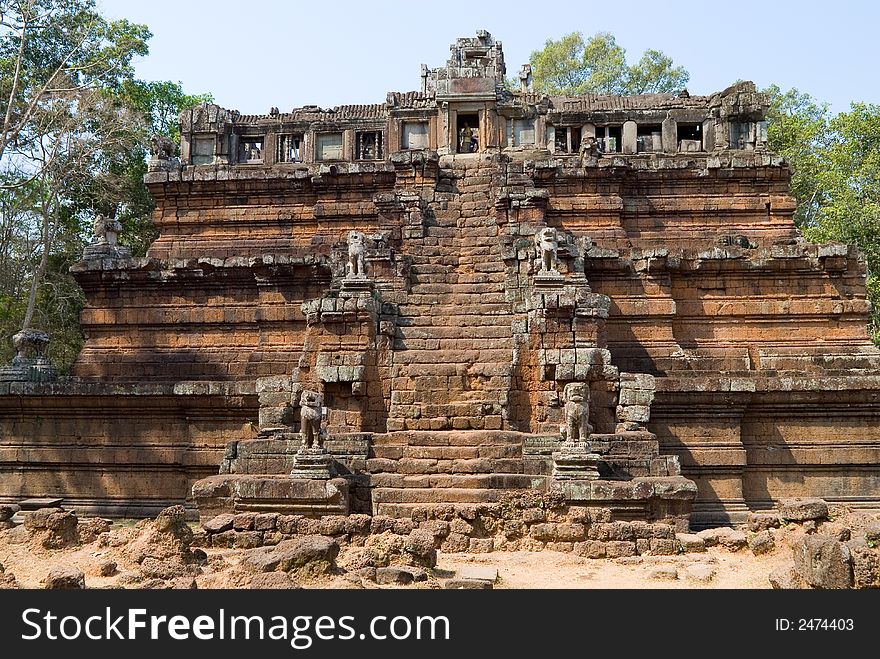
[546,125,556,154]
[535,115,547,148]
[661,117,677,153]
[702,119,715,151]
[387,118,401,153]
[622,120,637,154]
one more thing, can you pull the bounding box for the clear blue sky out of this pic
[98,0,878,115]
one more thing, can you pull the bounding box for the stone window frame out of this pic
[594,125,622,153]
[191,136,216,165]
[511,117,536,147]
[238,136,265,164]
[315,131,344,161]
[355,130,383,160]
[553,125,582,153]
[277,133,304,163]
[401,121,430,150]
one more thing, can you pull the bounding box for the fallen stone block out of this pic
[203,513,234,533]
[648,566,678,581]
[779,498,828,522]
[376,567,415,585]
[676,533,706,553]
[769,566,807,589]
[44,566,85,589]
[684,564,716,583]
[696,527,747,551]
[747,512,781,532]
[457,566,498,583]
[749,530,775,555]
[793,535,853,589]
[444,578,492,589]
[248,572,301,589]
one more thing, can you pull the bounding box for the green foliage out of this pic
[112,80,213,255]
[766,87,880,342]
[0,1,211,369]
[529,32,689,96]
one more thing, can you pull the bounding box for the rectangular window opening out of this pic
[456,113,479,153]
[402,122,429,150]
[239,137,264,163]
[512,118,536,146]
[316,132,344,161]
[278,134,303,162]
[677,123,702,152]
[595,126,621,153]
[191,136,215,165]
[637,124,662,153]
[553,126,581,153]
[356,131,383,160]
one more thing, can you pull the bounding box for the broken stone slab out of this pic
[18,497,63,511]
[749,530,775,555]
[457,566,498,583]
[696,527,747,551]
[793,535,853,589]
[747,512,781,532]
[768,566,808,589]
[240,535,339,575]
[0,503,20,521]
[44,566,86,589]
[376,567,415,585]
[192,474,350,523]
[648,566,678,581]
[203,513,234,533]
[247,572,302,589]
[676,533,706,553]
[444,578,493,590]
[779,497,828,522]
[684,564,716,583]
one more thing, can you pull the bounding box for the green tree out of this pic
[766,87,880,342]
[529,32,689,96]
[0,1,211,368]
[111,80,212,256]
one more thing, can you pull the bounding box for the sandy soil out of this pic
[0,523,791,589]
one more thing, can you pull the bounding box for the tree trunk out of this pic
[21,198,52,331]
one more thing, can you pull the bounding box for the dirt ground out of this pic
[0,521,792,589]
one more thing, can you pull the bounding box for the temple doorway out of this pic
[456,113,479,153]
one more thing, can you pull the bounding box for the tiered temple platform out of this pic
[2,31,879,527]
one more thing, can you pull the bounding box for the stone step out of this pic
[375,502,509,520]
[396,314,514,328]
[372,444,521,460]
[392,338,512,351]
[372,487,506,505]
[390,348,514,364]
[365,456,524,475]
[369,473,536,490]
[400,294,508,305]
[397,325,513,340]
[371,430,528,447]
[407,283,507,294]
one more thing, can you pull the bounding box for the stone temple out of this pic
[2,31,879,531]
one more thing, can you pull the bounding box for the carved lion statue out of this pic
[534,226,559,272]
[347,230,367,279]
[299,390,326,449]
[93,214,123,246]
[562,382,593,442]
[12,328,49,360]
[150,134,175,160]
